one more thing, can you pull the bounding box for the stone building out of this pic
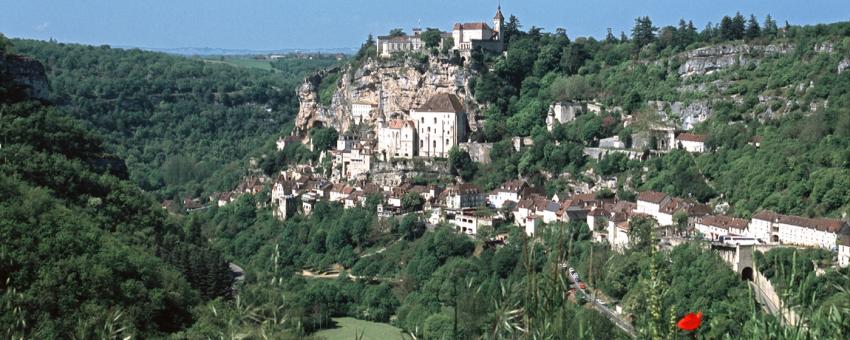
[376,28,453,58]
[452,6,505,56]
[377,119,417,159]
[411,93,468,158]
[546,101,584,131]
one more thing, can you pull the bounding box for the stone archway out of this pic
[741,267,754,281]
[771,235,780,243]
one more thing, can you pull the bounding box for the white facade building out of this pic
[452,7,505,55]
[694,215,749,240]
[488,180,529,209]
[411,93,468,158]
[351,102,377,124]
[838,235,850,267]
[377,119,417,159]
[676,133,708,153]
[749,211,849,248]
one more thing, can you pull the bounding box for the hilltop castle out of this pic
[376,6,505,57]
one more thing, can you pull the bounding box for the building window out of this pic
[420,140,423,147]
[434,117,437,124]
[433,140,436,149]
[446,138,450,145]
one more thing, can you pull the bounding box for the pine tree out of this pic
[631,16,657,51]
[763,14,778,37]
[620,31,629,43]
[702,22,716,42]
[605,28,617,44]
[720,16,734,41]
[746,14,761,40]
[731,12,746,40]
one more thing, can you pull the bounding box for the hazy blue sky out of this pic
[2,0,848,50]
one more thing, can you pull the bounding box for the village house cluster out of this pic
[255,155,850,267]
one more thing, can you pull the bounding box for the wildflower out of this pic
[677,311,702,332]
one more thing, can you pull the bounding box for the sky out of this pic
[2,0,848,50]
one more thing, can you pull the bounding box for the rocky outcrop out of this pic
[677,43,794,77]
[647,100,713,130]
[838,58,850,75]
[295,57,475,136]
[1,54,49,100]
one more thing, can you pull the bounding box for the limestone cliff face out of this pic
[677,43,794,77]
[295,57,476,135]
[1,55,49,100]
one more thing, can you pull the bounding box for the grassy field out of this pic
[202,57,275,71]
[313,317,412,340]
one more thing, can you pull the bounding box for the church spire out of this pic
[494,3,504,21]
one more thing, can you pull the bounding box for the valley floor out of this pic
[313,317,412,340]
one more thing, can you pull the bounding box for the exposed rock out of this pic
[647,100,713,130]
[814,42,834,54]
[1,54,49,100]
[295,56,475,137]
[677,43,794,77]
[838,58,850,75]
[459,142,492,164]
[369,158,449,188]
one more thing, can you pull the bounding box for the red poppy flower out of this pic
[677,311,702,332]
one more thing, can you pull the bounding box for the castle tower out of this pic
[493,5,505,36]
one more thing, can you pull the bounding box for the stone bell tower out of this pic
[493,5,505,35]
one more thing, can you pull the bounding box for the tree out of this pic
[389,28,405,37]
[628,215,656,252]
[605,28,618,44]
[448,147,477,181]
[0,33,11,55]
[421,28,443,49]
[731,12,746,40]
[745,14,761,40]
[397,214,426,240]
[309,126,339,151]
[631,16,657,51]
[672,210,689,235]
[719,16,734,41]
[763,14,778,37]
[401,192,424,211]
[356,34,376,60]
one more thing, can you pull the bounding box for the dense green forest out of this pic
[1,68,233,338]
[11,39,340,201]
[447,14,850,218]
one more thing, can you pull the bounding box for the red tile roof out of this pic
[676,133,708,143]
[416,93,465,113]
[638,191,669,204]
[751,210,848,233]
[697,215,749,230]
[453,22,491,30]
[387,119,416,129]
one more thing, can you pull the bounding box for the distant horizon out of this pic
[3,0,850,51]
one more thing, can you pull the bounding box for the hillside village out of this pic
[7,2,850,338]
[196,8,850,271]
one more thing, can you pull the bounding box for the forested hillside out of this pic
[1,43,238,337]
[12,39,339,200]
[459,15,850,218]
